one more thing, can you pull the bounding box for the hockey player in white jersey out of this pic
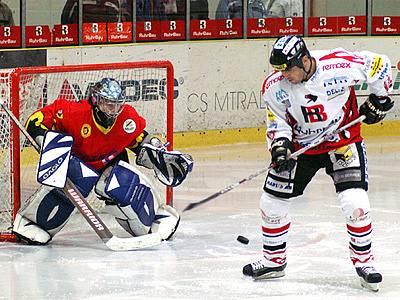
[242,35,394,292]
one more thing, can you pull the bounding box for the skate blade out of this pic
[254,270,285,281]
[360,278,379,292]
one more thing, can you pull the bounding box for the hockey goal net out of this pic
[0,61,174,241]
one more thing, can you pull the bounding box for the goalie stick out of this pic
[183,115,366,212]
[0,99,162,251]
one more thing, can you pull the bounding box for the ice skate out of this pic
[356,266,382,292]
[243,257,286,280]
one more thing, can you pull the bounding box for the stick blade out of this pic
[105,233,162,251]
[182,203,197,212]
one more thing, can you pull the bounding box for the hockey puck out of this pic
[237,235,249,244]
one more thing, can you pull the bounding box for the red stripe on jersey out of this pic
[347,223,372,234]
[262,223,290,234]
[319,50,364,65]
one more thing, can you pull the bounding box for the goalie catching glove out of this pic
[136,143,194,187]
[359,94,394,124]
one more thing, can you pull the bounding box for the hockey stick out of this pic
[0,100,162,251]
[183,115,366,212]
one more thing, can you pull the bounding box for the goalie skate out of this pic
[356,266,382,292]
[243,257,286,280]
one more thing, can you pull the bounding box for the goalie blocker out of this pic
[13,131,181,245]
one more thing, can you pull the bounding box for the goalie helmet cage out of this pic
[0,60,174,242]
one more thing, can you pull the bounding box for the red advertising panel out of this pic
[248,17,303,38]
[0,26,20,48]
[52,24,78,46]
[337,16,366,35]
[160,20,185,41]
[275,17,303,36]
[82,23,107,44]
[190,19,216,39]
[190,19,242,40]
[372,16,400,35]
[136,21,162,41]
[26,25,51,47]
[308,17,338,35]
[247,18,275,37]
[108,22,132,43]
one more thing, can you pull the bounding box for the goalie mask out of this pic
[90,78,126,127]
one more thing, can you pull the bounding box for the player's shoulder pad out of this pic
[262,71,285,95]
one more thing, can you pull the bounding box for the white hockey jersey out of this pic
[263,48,393,155]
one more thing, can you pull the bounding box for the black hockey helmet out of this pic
[269,35,310,72]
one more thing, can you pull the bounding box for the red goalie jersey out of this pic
[27,99,146,170]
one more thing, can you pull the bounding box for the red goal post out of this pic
[0,60,174,242]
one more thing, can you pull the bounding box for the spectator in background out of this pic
[61,0,131,24]
[139,0,185,21]
[215,0,268,19]
[136,0,167,20]
[215,0,242,19]
[265,0,303,18]
[191,0,209,20]
[164,0,186,20]
[0,0,14,26]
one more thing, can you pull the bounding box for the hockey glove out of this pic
[359,94,394,124]
[136,144,194,187]
[270,137,296,173]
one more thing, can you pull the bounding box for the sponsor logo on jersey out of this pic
[369,55,383,77]
[322,62,351,71]
[267,109,276,122]
[323,76,349,99]
[123,119,136,133]
[263,73,285,92]
[378,63,389,80]
[323,76,349,87]
[326,87,346,99]
[267,109,278,129]
[294,115,341,136]
[275,89,290,106]
[56,109,63,119]
[81,124,91,138]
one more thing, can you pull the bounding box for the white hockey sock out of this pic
[338,188,375,267]
[262,222,290,265]
[347,221,374,267]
